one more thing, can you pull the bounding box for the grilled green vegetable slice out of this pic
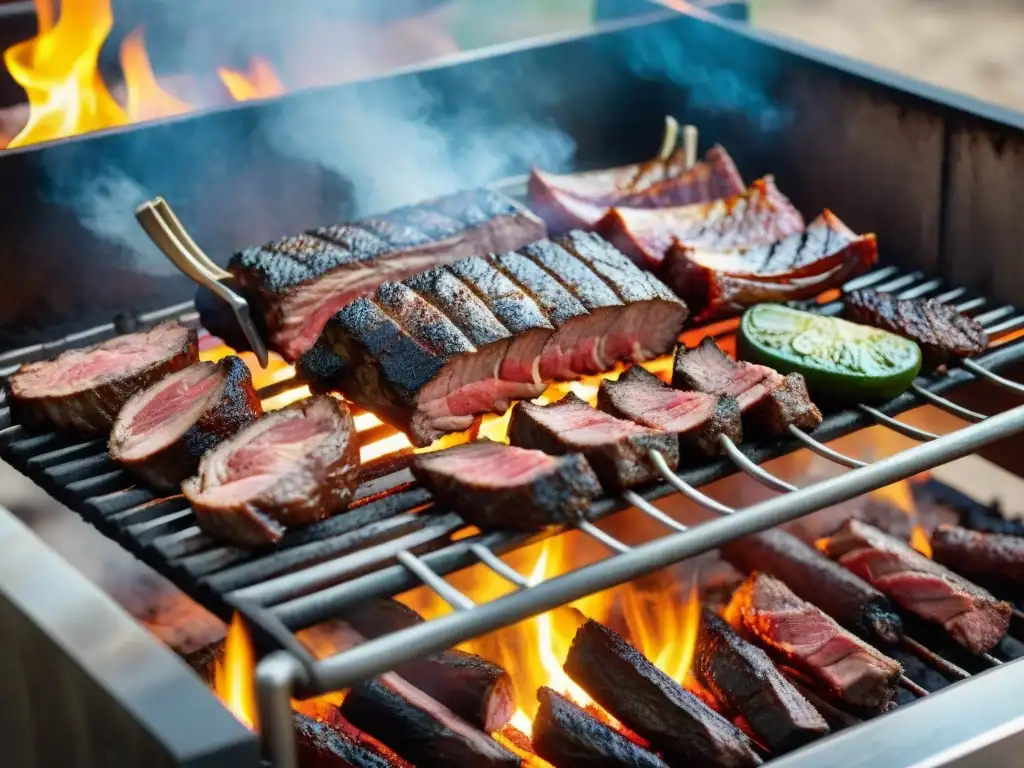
[738,303,922,402]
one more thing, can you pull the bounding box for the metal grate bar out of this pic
[621,489,689,533]
[648,449,735,514]
[395,551,475,611]
[786,425,867,468]
[720,435,798,492]
[858,405,940,441]
[910,384,986,422]
[963,359,1024,395]
[470,543,531,587]
[575,520,632,553]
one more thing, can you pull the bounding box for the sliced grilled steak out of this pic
[295,710,403,768]
[340,678,521,767]
[818,519,1013,653]
[721,529,903,644]
[300,235,686,446]
[932,524,1024,587]
[508,393,679,490]
[529,145,746,233]
[206,189,546,361]
[8,321,198,434]
[663,211,878,323]
[727,573,901,711]
[697,612,828,753]
[597,365,741,457]
[673,337,822,435]
[565,619,762,768]
[533,687,669,768]
[109,356,262,491]
[411,439,600,531]
[333,599,515,732]
[182,395,360,547]
[598,177,805,270]
[844,290,988,368]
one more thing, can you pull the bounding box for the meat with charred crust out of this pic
[720,528,904,644]
[295,710,406,768]
[109,356,262,491]
[843,290,988,369]
[182,395,361,548]
[8,320,198,434]
[201,189,546,362]
[673,337,822,436]
[528,145,746,233]
[340,678,521,767]
[565,619,762,768]
[508,392,680,490]
[727,573,902,711]
[932,524,1024,587]
[818,519,1012,654]
[533,687,669,768]
[696,612,829,753]
[597,365,742,457]
[412,440,601,531]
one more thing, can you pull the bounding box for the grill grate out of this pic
[4,266,1024,765]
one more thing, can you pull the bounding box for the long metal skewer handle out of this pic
[135,199,270,368]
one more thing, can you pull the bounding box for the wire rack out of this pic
[3,266,1024,767]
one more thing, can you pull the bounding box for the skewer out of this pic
[682,123,699,170]
[897,675,929,698]
[980,652,1004,666]
[135,198,270,368]
[657,115,680,161]
[898,635,970,681]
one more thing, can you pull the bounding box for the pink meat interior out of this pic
[116,362,224,460]
[193,402,338,504]
[423,441,556,487]
[685,342,774,402]
[532,398,650,446]
[625,385,719,433]
[12,323,187,399]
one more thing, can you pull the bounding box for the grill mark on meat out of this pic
[843,290,988,368]
[556,229,680,304]
[489,251,588,327]
[403,268,510,347]
[818,519,1012,654]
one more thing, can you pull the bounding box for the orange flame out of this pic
[213,613,257,729]
[871,479,933,557]
[218,58,285,101]
[120,27,190,122]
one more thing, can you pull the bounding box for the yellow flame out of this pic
[218,58,285,101]
[120,27,190,121]
[213,614,256,729]
[911,525,933,559]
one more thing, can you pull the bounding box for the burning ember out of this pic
[2,0,285,148]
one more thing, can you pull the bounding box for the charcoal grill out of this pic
[5,4,1024,768]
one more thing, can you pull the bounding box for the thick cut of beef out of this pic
[697,612,829,753]
[721,529,903,644]
[209,189,546,361]
[663,211,878,323]
[932,524,1024,587]
[508,392,680,490]
[532,687,669,768]
[300,234,686,446]
[818,519,1012,654]
[597,365,741,457]
[8,321,198,434]
[109,356,262,491]
[294,710,405,768]
[411,439,601,531]
[674,337,822,436]
[727,573,901,711]
[598,177,804,271]
[565,619,761,768]
[528,145,746,233]
[340,678,521,768]
[182,396,360,547]
[843,290,988,368]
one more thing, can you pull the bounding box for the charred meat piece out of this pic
[332,599,515,732]
[663,211,878,323]
[295,710,404,768]
[565,619,762,768]
[300,234,686,446]
[844,290,988,368]
[728,573,902,711]
[340,678,521,767]
[182,396,360,547]
[529,145,746,233]
[412,440,601,531]
[109,356,262,491]
[533,687,669,768]
[721,529,904,644]
[818,520,1013,654]
[932,524,1024,587]
[508,393,680,490]
[8,321,198,434]
[599,177,805,270]
[697,611,829,753]
[206,189,546,362]
[673,337,822,436]
[598,366,741,457]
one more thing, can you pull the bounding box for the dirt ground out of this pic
[750,0,1024,111]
